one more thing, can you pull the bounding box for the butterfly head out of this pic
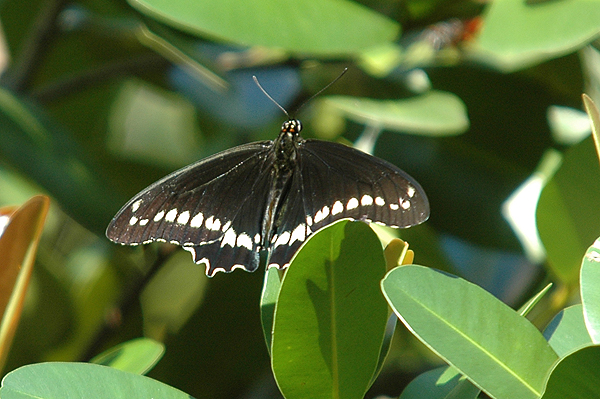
[282,119,302,135]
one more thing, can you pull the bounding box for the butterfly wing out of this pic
[106,141,275,275]
[267,139,429,269]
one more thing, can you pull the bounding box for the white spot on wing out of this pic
[268,262,290,270]
[314,209,324,223]
[222,221,231,232]
[139,219,149,226]
[154,210,165,222]
[190,212,204,228]
[177,211,190,225]
[205,215,214,230]
[389,203,399,210]
[211,218,221,231]
[289,224,306,245]
[165,209,178,222]
[347,198,359,210]
[314,206,330,224]
[361,195,373,206]
[407,186,416,198]
[131,199,142,213]
[375,196,385,206]
[254,233,261,244]
[129,216,138,225]
[274,231,291,248]
[332,201,344,215]
[237,233,253,250]
[401,199,411,209]
[306,215,313,226]
[221,228,237,248]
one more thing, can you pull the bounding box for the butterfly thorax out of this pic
[261,119,303,247]
[273,119,302,169]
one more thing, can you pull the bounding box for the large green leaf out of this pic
[541,345,600,399]
[0,362,191,398]
[382,265,558,399]
[474,0,600,71]
[271,220,388,399]
[536,137,600,284]
[129,0,399,56]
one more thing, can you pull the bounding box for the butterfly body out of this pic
[106,119,429,277]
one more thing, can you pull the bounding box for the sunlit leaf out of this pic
[322,92,468,136]
[271,220,388,399]
[580,238,600,343]
[260,266,282,353]
[473,0,600,71]
[0,195,49,373]
[0,362,191,398]
[129,0,399,56]
[399,366,480,399]
[543,305,593,357]
[90,338,165,375]
[382,265,558,399]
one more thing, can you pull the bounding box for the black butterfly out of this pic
[106,80,429,277]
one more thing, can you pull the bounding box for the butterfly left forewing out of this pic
[299,139,429,229]
[267,139,429,269]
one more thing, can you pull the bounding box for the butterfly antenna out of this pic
[253,67,348,119]
[296,67,348,114]
[253,76,291,119]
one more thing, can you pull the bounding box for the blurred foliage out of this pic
[0,0,599,397]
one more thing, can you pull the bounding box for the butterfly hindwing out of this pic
[106,141,275,274]
[267,139,429,269]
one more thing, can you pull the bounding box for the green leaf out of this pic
[271,220,388,399]
[399,366,480,399]
[474,0,600,71]
[260,266,283,353]
[0,362,191,398]
[517,283,553,317]
[543,305,593,357]
[382,265,558,399]
[537,137,600,284]
[541,345,600,399]
[321,92,469,136]
[580,238,600,343]
[128,0,399,56]
[90,338,165,375]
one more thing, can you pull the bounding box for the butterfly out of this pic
[106,76,429,277]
